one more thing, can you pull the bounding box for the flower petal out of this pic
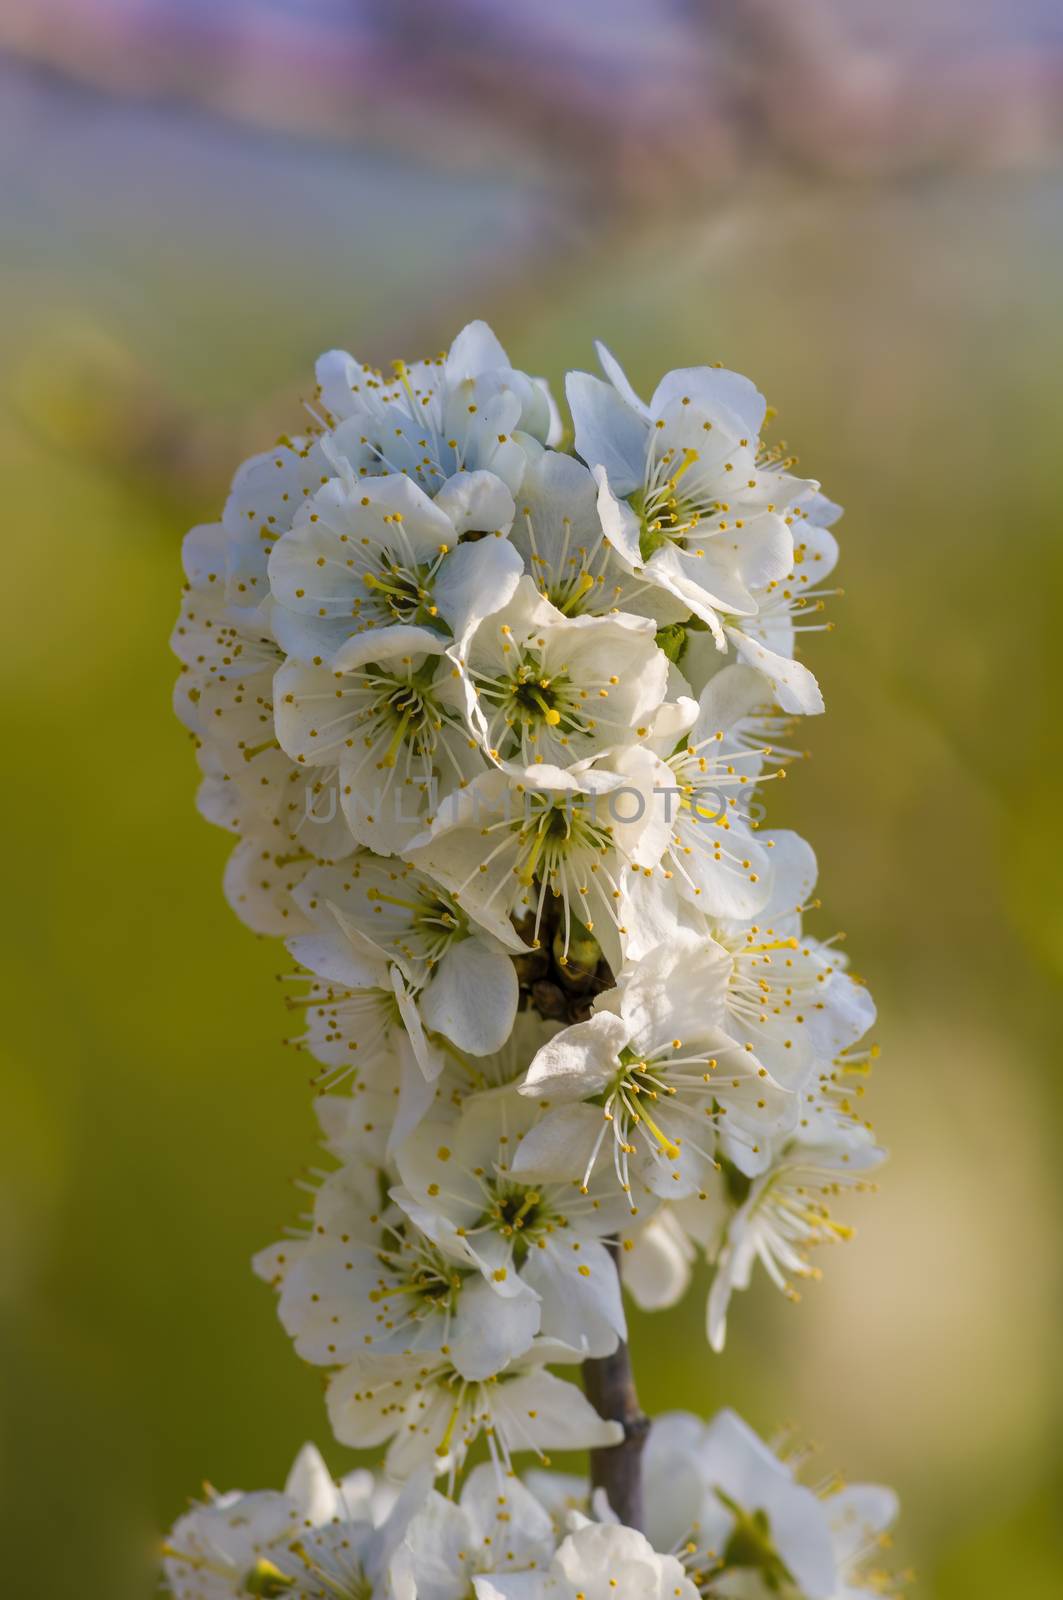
[520,1011,630,1098]
[567,371,648,497]
[650,366,767,439]
[419,940,519,1056]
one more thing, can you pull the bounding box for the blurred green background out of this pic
[1,5,1061,1595]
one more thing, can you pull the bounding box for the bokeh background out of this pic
[2,2,1062,1595]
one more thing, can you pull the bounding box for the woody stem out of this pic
[581,1243,649,1531]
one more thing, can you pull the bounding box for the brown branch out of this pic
[582,1244,649,1531]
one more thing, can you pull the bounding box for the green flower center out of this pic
[478,1181,557,1266]
[363,552,448,630]
[507,664,571,728]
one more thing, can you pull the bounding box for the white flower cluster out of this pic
[163,1414,898,1600]
[171,322,899,1597]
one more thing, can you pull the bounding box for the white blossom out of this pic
[288,856,522,1065]
[645,1410,837,1597]
[514,936,796,1200]
[314,320,558,499]
[193,431,334,618]
[404,759,673,971]
[326,1345,621,1481]
[253,1147,543,1383]
[268,470,522,660]
[270,1469,431,1600]
[618,669,782,931]
[274,623,483,856]
[705,1121,885,1353]
[706,832,876,1091]
[643,1408,898,1600]
[173,521,354,937]
[475,1518,700,1600]
[567,343,827,713]
[162,1444,408,1600]
[454,575,670,774]
[281,965,443,1129]
[309,1058,452,1180]
[307,1010,561,1134]
[508,449,686,623]
[399,1464,556,1600]
[392,1085,633,1356]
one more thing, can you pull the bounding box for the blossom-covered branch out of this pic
[169,321,901,1598]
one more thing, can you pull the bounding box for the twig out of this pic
[581,1244,649,1531]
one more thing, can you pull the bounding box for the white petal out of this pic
[593,463,644,567]
[650,365,767,439]
[434,470,516,537]
[434,535,524,640]
[460,1464,556,1564]
[326,1357,416,1451]
[608,745,677,871]
[620,938,732,1051]
[329,622,448,674]
[222,836,315,937]
[726,626,824,715]
[647,691,698,754]
[493,1369,624,1454]
[510,1104,607,1183]
[419,940,518,1056]
[595,339,649,417]
[650,542,755,623]
[315,348,369,421]
[690,662,774,746]
[449,1277,541,1380]
[706,1260,736,1353]
[521,1237,625,1356]
[391,1036,443,1149]
[446,320,510,381]
[733,512,796,591]
[399,1494,470,1600]
[181,521,226,586]
[532,376,564,446]
[827,1484,900,1563]
[284,1444,338,1524]
[617,872,697,964]
[806,966,877,1058]
[621,1214,695,1311]
[520,1010,629,1097]
[754,829,819,925]
[394,968,445,1081]
[286,932,387,992]
[474,1577,547,1600]
[567,372,648,497]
